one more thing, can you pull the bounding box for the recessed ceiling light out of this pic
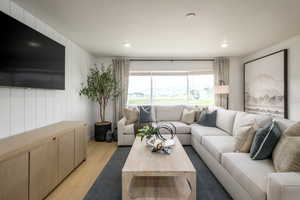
[123,42,131,48]
[185,12,196,18]
[221,42,229,48]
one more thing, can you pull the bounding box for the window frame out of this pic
[128,71,214,106]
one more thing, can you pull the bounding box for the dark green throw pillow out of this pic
[196,110,217,127]
[250,121,281,160]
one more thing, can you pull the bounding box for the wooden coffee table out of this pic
[122,136,196,200]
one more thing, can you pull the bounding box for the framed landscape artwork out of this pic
[244,49,288,119]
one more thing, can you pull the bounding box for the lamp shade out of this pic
[215,85,229,94]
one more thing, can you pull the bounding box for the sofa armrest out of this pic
[117,117,136,145]
[118,117,127,127]
[267,172,300,200]
[117,117,135,135]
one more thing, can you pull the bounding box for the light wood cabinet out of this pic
[30,137,59,200]
[0,121,87,200]
[75,125,88,167]
[0,153,29,200]
[58,130,75,182]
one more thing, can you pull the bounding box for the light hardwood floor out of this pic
[46,141,118,200]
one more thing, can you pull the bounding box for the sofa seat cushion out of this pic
[222,153,275,200]
[201,136,235,162]
[153,121,191,134]
[191,124,229,143]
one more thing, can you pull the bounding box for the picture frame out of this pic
[244,49,288,119]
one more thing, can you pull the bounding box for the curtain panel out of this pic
[112,57,130,130]
[213,57,230,108]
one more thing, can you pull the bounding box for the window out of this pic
[152,75,187,105]
[128,75,151,105]
[188,74,214,105]
[128,72,214,105]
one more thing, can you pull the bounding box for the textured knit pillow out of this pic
[234,123,259,153]
[138,105,153,123]
[123,108,138,125]
[273,122,300,172]
[196,110,217,127]
[250,121,281,160]
[181,109,196,124]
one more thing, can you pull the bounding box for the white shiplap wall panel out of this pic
[46,91,54,124]
[36,89,47,127]
[0,88,10,139]
[0,1,95,139]
[25,89,36,131]
[65,40,72,120]
[10,88,25,135]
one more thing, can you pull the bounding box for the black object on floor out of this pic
[94,122,111,141]
[84,146,232,200]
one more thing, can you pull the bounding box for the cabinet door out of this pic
[58,130,75,182]
[30,138,58,200]
[75,125,88,167]
[0,153,29,200]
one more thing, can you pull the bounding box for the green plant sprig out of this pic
[137,126,159,141]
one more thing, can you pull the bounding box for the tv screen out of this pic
[0,11,65,90]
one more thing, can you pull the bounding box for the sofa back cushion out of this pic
[216,108,237,134]
[155,105,184,121]
[232,112,272,136]
[275,119,296,133]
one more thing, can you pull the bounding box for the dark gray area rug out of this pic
[84,146,232,200]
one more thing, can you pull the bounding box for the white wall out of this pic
[243,35,300,121]
[229,57,243,111]
[0,1,95,139]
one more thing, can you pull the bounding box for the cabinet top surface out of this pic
[122,136,195,174]
[0,121,86,162]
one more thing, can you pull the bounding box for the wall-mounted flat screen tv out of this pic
[0,11,65,90]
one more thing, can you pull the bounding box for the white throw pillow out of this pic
[181,109,195,125]
[234,122,259,153]
[123,108,138,125]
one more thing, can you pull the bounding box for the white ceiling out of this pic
[14,0,300,58]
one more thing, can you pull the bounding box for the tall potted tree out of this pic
[80,64,120,141]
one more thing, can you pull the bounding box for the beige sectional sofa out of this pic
[118,105,194,146]
[117,105,300,200]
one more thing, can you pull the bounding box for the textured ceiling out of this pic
[14,0,300,57]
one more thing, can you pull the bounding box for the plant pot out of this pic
[95,121,111,142]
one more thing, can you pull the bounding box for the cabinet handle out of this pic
[52,137,56,141]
